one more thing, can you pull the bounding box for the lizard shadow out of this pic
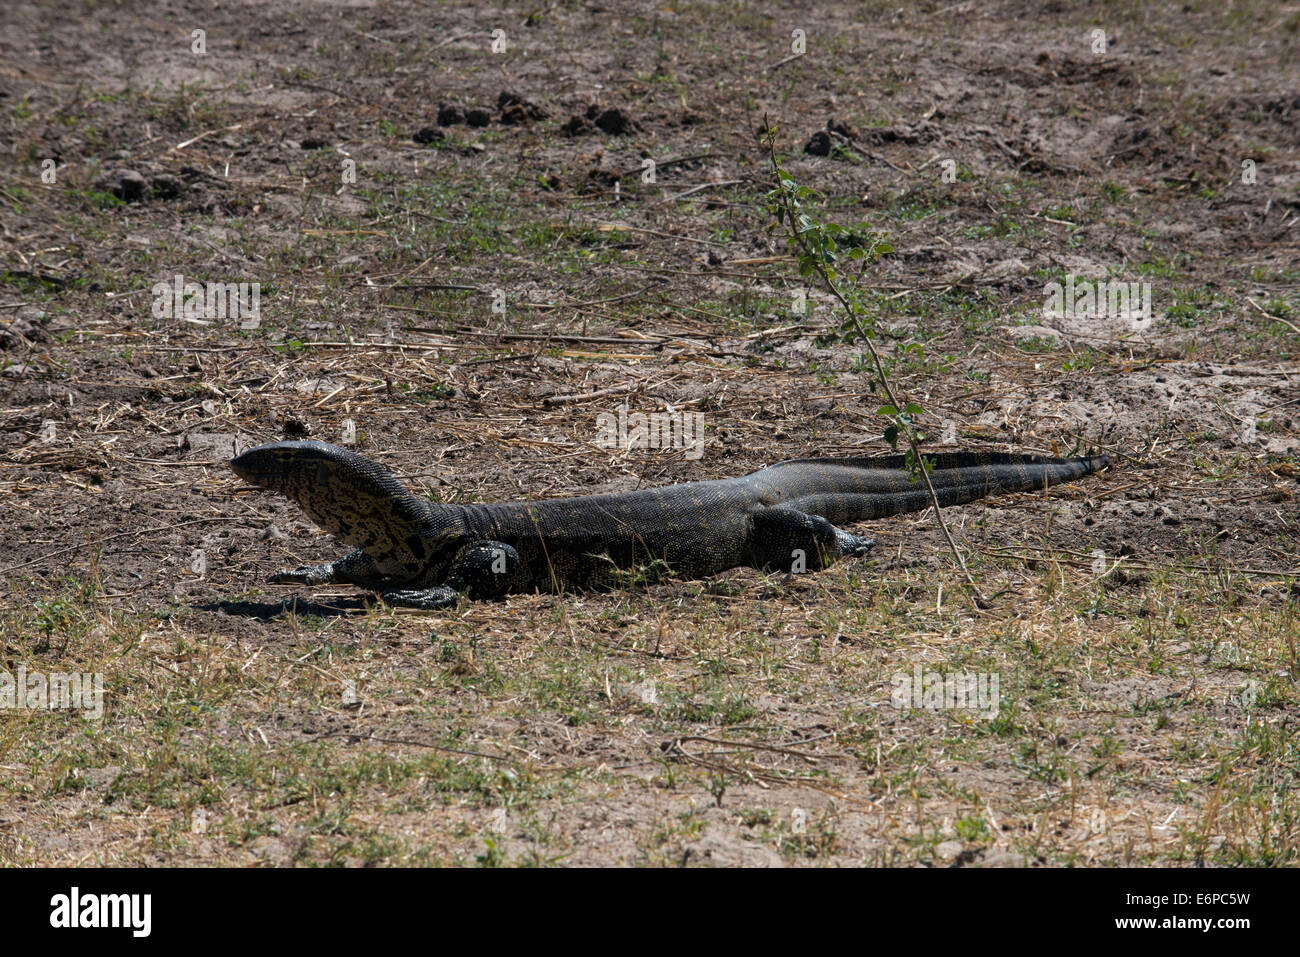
[198,596,372,620]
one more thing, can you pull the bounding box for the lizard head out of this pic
[232,440,313,488]
[231,440,362,490]
[232,441,456,580]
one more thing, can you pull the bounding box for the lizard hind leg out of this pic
[379,585,461,609]
[444,541,522,599]
[745,507,875,574]
[380,541,521,609]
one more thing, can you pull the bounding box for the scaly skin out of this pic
[231,441,1110,608]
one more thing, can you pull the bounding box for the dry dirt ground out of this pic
[1,0,1298,866]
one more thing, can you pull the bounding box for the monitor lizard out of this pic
[231,440,1109,608]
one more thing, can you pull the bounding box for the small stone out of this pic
[497,90,547,122]
[976,849,1027,868]
[150,173,183,199]
[500,104,529,125]
[341,680,360,708]
[562,115,594,136]
[593,107,634,135]
[581,167,620,193]
[98,169,147,201]
[935,840,963,860]
[804,131,831,156]
[827,118,859,139]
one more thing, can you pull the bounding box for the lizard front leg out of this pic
[269,547,457,607]
[744,507,875,573]
[269,548,383,586]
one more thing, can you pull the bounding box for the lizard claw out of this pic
[270,562,335,586]
[836,532,876,558]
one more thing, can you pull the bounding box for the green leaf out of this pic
[877,405,898,417]
[884,425,900,448]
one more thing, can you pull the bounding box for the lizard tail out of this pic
[910,451,1109,508]
[768,451,1111,523]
